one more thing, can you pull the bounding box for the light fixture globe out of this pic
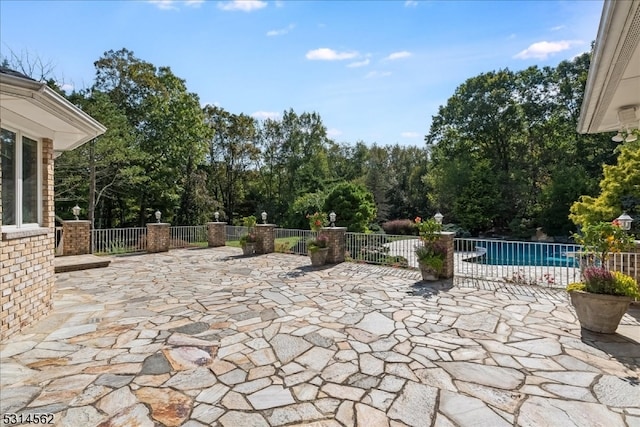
[72,204,80,220]
[616,212,633,231]
[329,211,336,227]
[214,211,220,222]
[261,211,267,224]
[155,210,161,223]
[434,212,444,224]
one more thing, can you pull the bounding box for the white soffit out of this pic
[578,0,640,134]
[0,74,106,153]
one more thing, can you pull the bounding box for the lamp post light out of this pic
[72,204,80,220]
[261,211,267,224]
[155,210,161,223]
[434,212,444,225]
[615,212,633,231]
[214,211,220,222]
[329,211,336,228]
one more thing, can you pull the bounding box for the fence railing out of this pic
[170,225,207,249]
[92,227,147,255]
[454,238,583,288]
[345,232,419,268]
[82,225,640,290]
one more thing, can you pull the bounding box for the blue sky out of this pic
[1,0,604,147]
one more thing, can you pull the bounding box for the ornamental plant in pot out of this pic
[567,221,638,333]
[415,217,446,281]
[307,212,329,266]
[239,215,257,256]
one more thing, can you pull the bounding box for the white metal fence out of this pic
[345,232,418,268]
[454,238,583,288]
[274,228,313,255]
[170,225,207,249]
[92,227,147,254]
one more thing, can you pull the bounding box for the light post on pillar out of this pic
[615,212,633,231]
[261,211,268,224]
[329,211,336,227]
[434,212,444,225]
[155,210,161,223]
[214,211,220,222]
[72,204,80,220]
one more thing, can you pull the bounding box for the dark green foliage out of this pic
[382,219,417,235]
[323,183,376,232]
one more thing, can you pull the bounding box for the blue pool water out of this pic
[468,241,581,267]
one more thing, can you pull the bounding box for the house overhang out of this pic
[0,73,106,156]
[577,0,640,134]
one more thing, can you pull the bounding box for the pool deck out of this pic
[1,247,639,426]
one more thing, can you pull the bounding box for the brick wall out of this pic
[323,227,347,264]
[147,223,170,253]
[62,220,91,255]
[438,232,455,279]
[255,224,275,254]
[207,222,226,247]
[0,138,55,340]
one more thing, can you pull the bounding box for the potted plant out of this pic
[414,216,447,281]
[567,221,638,333]
[239,215,257,256]
[307,212,330,266]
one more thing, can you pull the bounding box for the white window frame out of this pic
[1,126,43,229]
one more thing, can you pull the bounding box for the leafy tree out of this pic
[570,141,640,233]
[323,182,376,232]
[288,192,327,229]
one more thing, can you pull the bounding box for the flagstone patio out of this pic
[1,247,639,427]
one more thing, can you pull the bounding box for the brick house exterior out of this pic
[1,68,106,339]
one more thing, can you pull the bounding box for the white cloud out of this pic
[385,51,412,60]
[59,83,74,92]
[149,0,203,9]
[327,128,343,138]
[550,25,566,31]
[405,0,418,7]
[251,111,280,120]
[347,58,370,68]
[401,131,419,138]
[218,0,267,12]
[149,0,178,10]
[275,0,285,7]
[514,40,581,60]
[365,71,392,79]
[267,24,295,36]
[306,48,358,61]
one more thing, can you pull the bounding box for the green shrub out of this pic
[324,182,376,233]
[382,219,416,235]
[611,271,640,298]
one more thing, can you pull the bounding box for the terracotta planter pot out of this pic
[569,290,631,334]
[242,243,256,256]
[419,263,439,281]
[309,248,329,266]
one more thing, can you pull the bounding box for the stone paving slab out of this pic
[1,247,639,427]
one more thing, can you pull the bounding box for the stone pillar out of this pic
[255,224,275,254]
[437,232,456,279]
[147,223,170,253]
[323,227,347,264]
[207,222,227,247]
[62,220,91,256]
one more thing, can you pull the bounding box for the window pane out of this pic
[22,136,39,224]
[1,129,16,225]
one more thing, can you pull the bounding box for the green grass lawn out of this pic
[226,236,300,252]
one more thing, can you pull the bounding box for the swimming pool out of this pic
[465,240,581,267]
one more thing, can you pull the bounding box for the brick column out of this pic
[207,222,227,247]
[437,232,455,279]
[322,227,347,264]
[255,224,275,254]
[147,223,170,253]
[62,220,91,255]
